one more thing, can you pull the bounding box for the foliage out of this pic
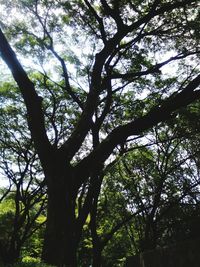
[0,0,200,266]
[83,112,200,265]
[0,258,55,267]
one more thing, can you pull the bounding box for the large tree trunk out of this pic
[0,242,20,265]
[92,246,103,267]
[0,228,22,264]
[42,166,79,267]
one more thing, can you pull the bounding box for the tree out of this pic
[0,0,200,266]
[87,117,200,266]
[89,168,137,267]
[117,126,200,252]
[0,81,47,264]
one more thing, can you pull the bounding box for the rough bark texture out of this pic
[42,188,78,266]
[0,247,20,265]
[92,249,103,267]
[41,157,79,266]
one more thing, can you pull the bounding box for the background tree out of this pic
[0,80,47,264]
[86,112,200,266]
[0,0,200,266]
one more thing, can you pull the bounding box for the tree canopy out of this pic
[0,0,200,266]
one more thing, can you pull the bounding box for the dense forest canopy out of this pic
[0,0,200,266]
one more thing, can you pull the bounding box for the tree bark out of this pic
[41,161,79,267]
[92,246,103,267]
[0,244,20,265]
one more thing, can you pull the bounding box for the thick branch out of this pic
[100,0,124,30]
[0,28,52,169]
[60,0,196,161]
[128,0,196,33]
[84,0,107,43]
[76,74,200,185]
[59,30,128,159]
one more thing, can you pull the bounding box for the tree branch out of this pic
[76,74,200,185]
[0,28,52,169]
[111,51,200,80]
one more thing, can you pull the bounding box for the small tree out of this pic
[0,81,46,264]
